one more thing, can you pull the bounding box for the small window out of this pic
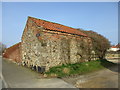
[36,33,40,37]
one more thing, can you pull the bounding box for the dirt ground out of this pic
[62,63,119,88]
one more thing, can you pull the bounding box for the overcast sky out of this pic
[2,2,118,47]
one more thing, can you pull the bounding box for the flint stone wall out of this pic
[21,19,93,71]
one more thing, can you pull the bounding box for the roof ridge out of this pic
[28,16,72,28]
[28,16,88,37]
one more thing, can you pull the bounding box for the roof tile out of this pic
[28,17,87,37]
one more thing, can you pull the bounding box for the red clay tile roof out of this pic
[111,44,120,48]
[28,17,87,37]
[111,46,117,48]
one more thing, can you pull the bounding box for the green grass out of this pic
[45,59,116,77]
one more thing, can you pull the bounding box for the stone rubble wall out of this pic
[21,19,96,71]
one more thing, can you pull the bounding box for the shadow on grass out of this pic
[99,59,119,72]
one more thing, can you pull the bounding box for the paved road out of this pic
[62,60,119,88]
[2,58,76,88]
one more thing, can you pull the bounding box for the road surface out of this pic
[1,57,119,88]
[2,58,76,88]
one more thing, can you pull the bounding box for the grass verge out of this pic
[45,59,116,77]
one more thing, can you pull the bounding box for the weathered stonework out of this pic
[3,16,97,72]
[21,17,93,71]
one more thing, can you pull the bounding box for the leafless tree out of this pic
[77,29,110,59]
[0,42,7,55]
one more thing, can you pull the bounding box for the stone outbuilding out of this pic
[3,16,93,71]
